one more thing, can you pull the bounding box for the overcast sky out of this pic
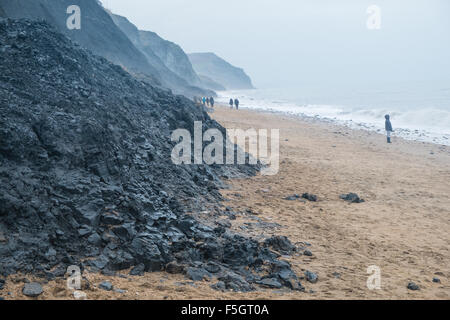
[100,0,450,89]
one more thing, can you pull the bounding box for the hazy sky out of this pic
[100,0,450,89]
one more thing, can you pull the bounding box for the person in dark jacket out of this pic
[229,98,234,109]
[234,98,240,110]
[385,114,393,143]
[206,97,210,106]
[210,97,215,108]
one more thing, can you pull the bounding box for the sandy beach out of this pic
[210,105,450,299]
[4,105,449,300]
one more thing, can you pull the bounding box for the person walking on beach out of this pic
[206,97,210,106]
[385,114,393,143]
[202,97,206,105]
[210,97,215,108]
[234,98,240,110]
[229,98,234,109]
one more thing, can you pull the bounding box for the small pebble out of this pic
[22,282,43,297]
[305,271,318,284]
[99,281,113,291]
[407,282,420,291]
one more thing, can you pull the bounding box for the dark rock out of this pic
[228,213,237,220]
[222,235,262,267]
[284,194,300,201]
[99,281,113,291]
[186,267,211,281]
[215,220,232,229]
[199,240,223,260]
[165,262,185,274]
[78,226,92,237]
[210,281,226,291]
[269,260,300,289]
[101,213,124,226]
[204,262,221,274]
[302,193,317,202]
[407,282,420,291]
[89,255,109,271]
[129,264,145,276]
[177,218,195,236]
[87,233,102,246]
[256,278,282,289]
[219,272,254,292]
[44,247,57,261]
[81,277,91,291]
[264,236,296,255]
[130,234,165,272]
[294,282,306,292]
[22,282,43,297]
[432,277,441,283]
[0,279,5,290]
[213,226,226,235]
[332,272,341,279]
[112,223,136,241]
[47,264,67,278]
[305,271,319,284]
[303,249,313,257]
[340,193,365,203]
[100,269,116,277]
[108,250,135,270]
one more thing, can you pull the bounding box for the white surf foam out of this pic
[217,89,450,146]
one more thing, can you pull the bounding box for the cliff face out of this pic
[189,52,254,90]
[198,75,226,92]
[0,0,161,86]
[138,30,202,87]
[110,13,212,97]
[0,0,212,97]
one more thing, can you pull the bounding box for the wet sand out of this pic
[4,105,450,300]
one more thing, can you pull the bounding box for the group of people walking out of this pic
[229,98,240,110]
[194,96,215,108]
[194,95,393,144]
[193,96,240,110]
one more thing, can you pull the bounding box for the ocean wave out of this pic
[217,90,450,146]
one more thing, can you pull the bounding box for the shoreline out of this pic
[211,104,450,164]
[257,106,450,147]
[215,92,450,147]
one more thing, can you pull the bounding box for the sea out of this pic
[216,83,450,146]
